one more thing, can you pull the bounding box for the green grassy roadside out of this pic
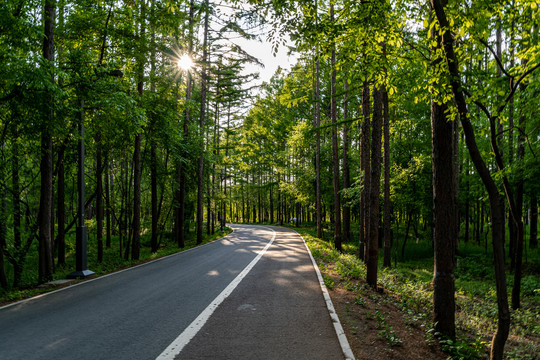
[0,226,232,305]
[293,226,540,360]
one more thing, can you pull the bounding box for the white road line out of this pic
[297,230,356,360]
[156,226,276,360]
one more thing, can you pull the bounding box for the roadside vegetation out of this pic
[296,226,540,360]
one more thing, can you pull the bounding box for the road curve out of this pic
[0,224,349,360]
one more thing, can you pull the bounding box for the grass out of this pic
[293,225,540,360]
[1,224,232,304]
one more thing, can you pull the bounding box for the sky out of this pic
[213,1,299,92]
[235,33,298,85]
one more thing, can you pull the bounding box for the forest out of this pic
[1,0,539,359]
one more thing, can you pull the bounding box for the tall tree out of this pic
[176,0,195,249]
[131,0,146,261]
[314,49,322,239]
[359,81,370,261]
[38,0,56,283]
[197,0,210,245]
[366,87,382,287]
[0,141,7,289]
[96,131,104,262]
[511,57,527,309]
[342,78,351,243]
[382,80,391,268]
[429,2,457,339]
[330,3,341,251]
[429,0,510,357]
[149,0,158,254]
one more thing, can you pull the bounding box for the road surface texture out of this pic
[0,224,351,360]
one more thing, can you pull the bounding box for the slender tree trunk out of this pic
[512,77,527,309]
[12,127,21,264]
[452,102,460,253]
[125,158,134,260]
[56,148,65,265]
[176,62,193,248]
[366,87,383,287]
[313,4,322,238]
[119,160,125,257]
[342,78,351,243]
[197,0,210,245]
[176,59,191,248]
[496,22,516,271]
[429,6,456,337]
[131,132,142,260]
[131,0,145,261]
[383,84,392,268]
[530,194,538,248]
[94,4,111,260]
[38,0,56,283]
[223,104,230,230]
[330,5,341,251]
[430,0,510,356]
[105,158,111,248]
[360,81,371,261]
[207,173,212,235]
[96,131,104,262]
[270,186,274,224]
[0,143,7,288]
[465,165,470,243]
[150,143,158,253]
[150,0,158,253]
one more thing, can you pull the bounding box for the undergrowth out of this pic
[296,226,540,360]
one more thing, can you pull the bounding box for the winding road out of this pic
[0,225,353,360]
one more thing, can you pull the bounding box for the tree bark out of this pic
[131,133,141,261]
[330,4,341,252]
[176,0,194,249]
[312,0,322,239]
[0,141,7,289]
[429,0,510,356]
[39,0,56,283]
[150,0,158,254]
[429,4,457,337]
[96,131,104,262]
[383,85,391,268]
[512,77,527,309]
[342,78,351,243]
[360,81,371,261]
[57,147,65,266]
[366,87,383,287]
[431,83,457,340]
[197,0,210,245]
[105,158,111,248]
[12,126,22,265]
[131,0,145,260]
[315,58,322,239]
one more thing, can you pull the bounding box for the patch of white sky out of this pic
[213,0,299,98]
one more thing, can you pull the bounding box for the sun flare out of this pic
[178,54,193,70]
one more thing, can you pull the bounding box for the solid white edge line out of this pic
[296,230,356,360]
[0,227,238,312]
[156,226,276,360]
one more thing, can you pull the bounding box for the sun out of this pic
[178,54,193,70]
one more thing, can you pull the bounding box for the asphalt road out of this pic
[0,224,349,360]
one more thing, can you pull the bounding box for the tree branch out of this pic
[479,38,512,78]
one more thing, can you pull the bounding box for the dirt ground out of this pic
[324,265,448,360]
